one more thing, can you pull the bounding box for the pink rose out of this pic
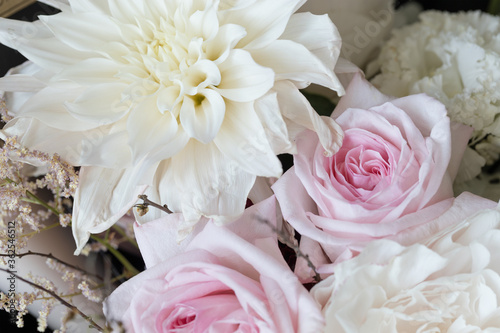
[273,74,472,279]
[103,197,324,332]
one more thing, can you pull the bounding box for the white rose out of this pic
[311,192,500,332]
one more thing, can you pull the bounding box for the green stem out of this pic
[112,224,139,249]
[104,228,111,241]
[3,177,15,184]
[3,177,60,215]
[90,235,140,277]
[19,222,60,238]
[22,191,60,215]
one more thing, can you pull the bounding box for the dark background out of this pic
[0,0,493,332]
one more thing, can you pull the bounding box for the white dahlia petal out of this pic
[204,24,247,64]
[281,12,342,72]
[223,0,304,49]
[81,130,131,167]
[144,129,190,167]
[17,85,99,131]
[39,0,70,11]
[185,1,219,40]
[159,141,256,235]
[65,83,131,124]
[67,0,111,14]
[214,101,282,178]
[333,57,364,90]
[2,118,131,168]
[108,0,144,23]
[275,81,343,156]
[179,88,225,144]
[40,13,122,52]
[72,165,149,254]
[0,19,53,48]
[0,66,46,93]
[215,49,274,102]
[0,62,55,114]
[250,39,343,92]
[127,96,182,160]
[0,32,93,72]
[218,0,258,11]
[0,0,344,249]
[54,58,125,85]
[254,92,293,153]
[180,59,221,95]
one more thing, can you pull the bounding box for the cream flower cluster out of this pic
[0,0,345,253]
[370,11,500,182]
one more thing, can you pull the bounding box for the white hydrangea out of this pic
[370,11,500,182]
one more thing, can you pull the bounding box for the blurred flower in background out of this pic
[300,0,395,69]
[370,11,500,185]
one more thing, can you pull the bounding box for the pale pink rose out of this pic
[273,74,472,280]
[104,197,324,333]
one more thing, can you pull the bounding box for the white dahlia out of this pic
[0,0,344,253]
[369,11,500,183]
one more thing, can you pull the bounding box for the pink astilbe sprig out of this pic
[0,134,79,242]
[1,134,79,199]
[0,102,110,330]
[77,281,103,303]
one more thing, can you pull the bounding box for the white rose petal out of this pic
[311,195,500,332]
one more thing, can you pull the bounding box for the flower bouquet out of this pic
[1,0,500,332]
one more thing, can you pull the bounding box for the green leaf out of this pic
[488,0,500,15]
[301,91,336,117]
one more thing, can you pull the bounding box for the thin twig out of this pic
[37,272,128,301]
[0,251,103,280]
[256,216,322,283]
[136,195,172,214]
[0,268,105,332]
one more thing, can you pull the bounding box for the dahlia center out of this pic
[121,18,222,120]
